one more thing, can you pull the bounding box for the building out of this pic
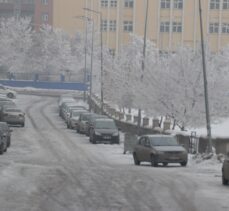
[34,0,229,53]
[0,0,34,19]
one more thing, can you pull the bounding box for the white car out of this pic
[0,85,16,99]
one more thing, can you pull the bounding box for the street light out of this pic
[83,7,104,114]
[74,16,88,102]
[137,0,149,134]
[198,0,213,153]
[74,16,95,111]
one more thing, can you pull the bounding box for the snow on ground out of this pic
[0,93,228,211]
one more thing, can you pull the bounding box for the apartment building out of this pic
[0,0,34,19]
[34,0,229,53]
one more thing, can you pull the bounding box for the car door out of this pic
[224,155,229,179]
[142,137,152,162]
[136,137,147,161]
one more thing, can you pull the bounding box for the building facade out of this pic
[34,0,229,53]
[0,0,34,19]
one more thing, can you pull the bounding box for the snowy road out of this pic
[0,95,228,211]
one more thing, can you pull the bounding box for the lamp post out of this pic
[137,0,149,134]
[198,0,212,153]
[74,16,94,111]
[83,7,104,114]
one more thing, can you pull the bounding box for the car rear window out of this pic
[149,137,178,146]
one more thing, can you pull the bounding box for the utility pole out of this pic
[83,8,104,114]
[84,21,88,102]
[138,0,149,134]
[199,0,213,153]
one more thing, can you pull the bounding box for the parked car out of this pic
[0,122,12,147]
[0,130,7,154]
[68,110,87,129]
[64,104,87,123]
[132,135,188,167]
[0,84,16,99]
[222,152,229,185]
[1,108,25,127]
[77,112,92,134]
[59,98,76,117]
[86,114,109,136]
[0,101,16,120]
[89,118,120,144]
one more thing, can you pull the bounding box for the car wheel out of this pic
[133,153,140,165]
[0,143,4,155]
[92,135,97,144]
[163,162,168,167]
[7,138,11,148]
[222,171,228,185]
[4,146,7,152]
[151,155,158,167]
[7,93,14,98]
[180,161,187,167]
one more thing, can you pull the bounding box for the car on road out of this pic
[68,109,87,129]
[0,101,16,120]
[0,84,16,99]
[0,122,12,147]
[0,130,7,154]
[89,118,120,144]
[132,135,188,167]
[222,152,229,185]
[77,112,92,134]
[1,108,25,127]
[86,114,109,136]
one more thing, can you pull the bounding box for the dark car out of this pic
[0,122,12,147]
[222,152,229,185]
[89,118,120,144]
[0,130,7,154]
[133,135,188,167]
[86,114,109,136]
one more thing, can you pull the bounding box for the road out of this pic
[0,95,228,211]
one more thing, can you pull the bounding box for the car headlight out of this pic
[112,131,119,136]
[95,131,101,136]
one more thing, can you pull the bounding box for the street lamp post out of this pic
[83,7,104,114]
[137,0,149,134]
[198,0,213,153]
[74,16,94,111]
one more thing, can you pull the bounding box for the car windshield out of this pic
[72,111,84,117]
[5,109,21,112]
[95,120,116,129]
[149,137,178,146]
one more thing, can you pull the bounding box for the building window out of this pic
[160,21,170,32]
[210,0,220,9]
[209,23,219,33]
[101,0,108,7]
[101,20,108,31]
[161,0,170,9]
[109,49,115,56]
[109,20,116,31]
[173,22,182,32]
[174,0,183,9]
[123,21,133,32]
[223,0,229,9]
[41,0,48,5]
[222,23,229,33]
[110,0,117,7]
[42,13,48,22]
[124,0,134,8]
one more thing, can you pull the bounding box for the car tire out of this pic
[180,161,187,167]
[151,155,158,167]
[163,162,168,167]
[7,93,14,99]
[7,138,11,148]
[222,171,228,185]
[4,146,7,152]
[133,153,140,166]
[92,135,97,144]
[0,143,4,155]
